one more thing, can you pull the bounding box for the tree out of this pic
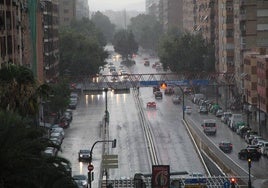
[0,110,77,188]
[113,29,138,60]
[128,14,163,52]
[91,11,115,43]
[59,29,108,77]
[158,31,215,73]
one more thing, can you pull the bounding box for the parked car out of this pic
[221,112,232,124]
[73,174,88,188]
[199,106,208,114]
[154,91,163,99]
[147,102,156,109]
[215,109,224,117]
[42,147,57,157]
[229,114,243,130]
[219,141,233,153]
[50,132,64,143]
[260,141,268,156]
[78,150,91,162]
[238,148,261,161]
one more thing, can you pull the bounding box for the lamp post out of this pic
[88,139,117,188]
[248,158,252,188]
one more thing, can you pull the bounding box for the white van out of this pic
[229,114,243,130]
[202,119,216,135]
[260,142,268,156]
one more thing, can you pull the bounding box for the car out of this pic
[215,109,224,117]
[51,127,65,138]
[50,132,64,143]
[199,106,208,114]
[73,174,88,188]
[164,87,174,95]
[221,112,232,123]
[154,91,163,99]
[184,106,192,114]
[144,60,150,66]
[42,147,57,157]
[153,86,160,93]
[147,102,156,109]
[172,95,181,104]
[219,141,233,153]
[247,145,261,154]
[201,119,216,135]
[78,150,91,162]
[260,141,268,156]
[238,148,261,161]
[49,137,62,147]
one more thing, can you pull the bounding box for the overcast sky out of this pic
[88,0,145,12]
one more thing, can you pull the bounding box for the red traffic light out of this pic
[231,178,235,183]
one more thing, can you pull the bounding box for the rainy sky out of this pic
[88,0,145,11]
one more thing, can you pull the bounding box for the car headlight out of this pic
[82,181,87,185]
[80,154,83,157]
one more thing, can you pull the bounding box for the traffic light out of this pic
[160,82,167,89]
[112,139,117,148]
[230,177,236,188]
[248,158,251,168]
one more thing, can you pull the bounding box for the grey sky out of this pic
[88,0,145,12]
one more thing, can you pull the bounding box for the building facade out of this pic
[58,0,76,26]
[76,0,89,20]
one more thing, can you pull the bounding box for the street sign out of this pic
[152,165,170,188]
[102,154,118,169]
[88,164,94,171]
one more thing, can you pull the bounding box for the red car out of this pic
[147,102,156,109]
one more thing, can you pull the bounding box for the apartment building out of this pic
[76,0,89,20]
[0,0,28,66]
[159,0,183,32]
[195,0,216,43]
[58,0,76,26]
[217,0,235,77]
[243,49,268,136]
[43,0,60,83]
[182,0,196,32]
[146,0,160,19]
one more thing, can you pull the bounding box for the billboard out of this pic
[152,165,170,188]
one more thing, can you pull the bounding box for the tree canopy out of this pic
[158,31,215,73]
[112,29,138,60]
[128,14,163,52]
[91,11,115,43]
[59,18,108,77]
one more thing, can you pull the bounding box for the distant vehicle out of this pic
[164,87,174,95]
[184,106,192,114]
[144,60,150,66]
[172,95,181,104]
[147,102,156,109]
[183,87,193,95]
[153,86,160,93]
[154,91,163,99]
[199,106,208,114]
[73,174,88,188]
[78,150,91,162]
[219,141,233,153]
[202,119,216,135]
[238,148,261,161]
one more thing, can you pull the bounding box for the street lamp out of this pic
[248,158,252,188]
[88,139,117,188]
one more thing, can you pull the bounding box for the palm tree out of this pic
[0,111,77,188]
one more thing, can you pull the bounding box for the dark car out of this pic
[78,150,91,162]
[153,86,160,93]
[238,148,261,161]
[154,91,163,99]
[73,174,88,188]
[164,87,174,95]
[219,141,233,153]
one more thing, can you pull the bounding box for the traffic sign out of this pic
[88,164,94,171]
[102,154,118,169]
